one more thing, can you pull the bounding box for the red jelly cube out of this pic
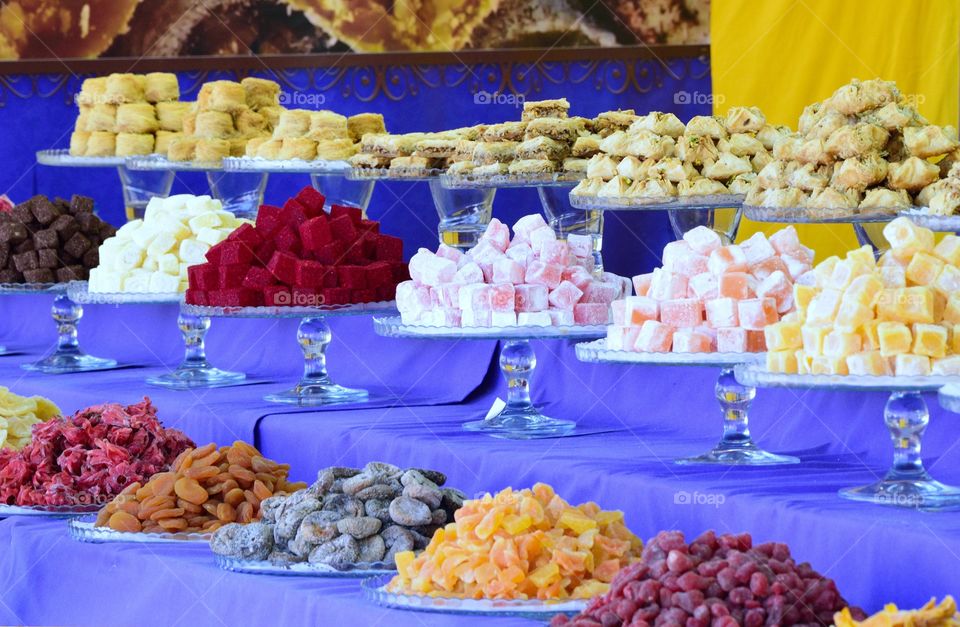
[216,288,263,307]
[267,251,299,285]
[264,285,292,307]
[296,186,326,216]
[364,261,393,288]
[344,239,368,264]
[361,233,380,259]
[209,240,254,266]
[375,235,403,262]
[358,219,380,234]
[242,266,275,289]
[218,264,248,289]
[227,223,262,248]
[255,204,284,237]
[330,214,358,243]
[188,265,219,291]
[322,287,351,305]
[337,265,366,289]
[274,225,302,255]
[392,262,410,283]
[282,198,308,226]
[314,241,346,265]
[295,260,335,288]
[376,286,396,302]
[330,204,362,225]
[299,216,332,251]
[185,289,206,306]
[254,239,277,266]
[351,289,375,303]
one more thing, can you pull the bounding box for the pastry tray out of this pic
[36,149,126,167]
[570,193,744,211]
[222,157,351,174]
[215,554,395,577]
[742,204,902,224]
[439,171,583,189]
[347,167,443,181]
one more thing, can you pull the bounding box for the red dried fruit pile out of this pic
[553,530,865,627]
[0,398,194,507]
[185,186,407,308]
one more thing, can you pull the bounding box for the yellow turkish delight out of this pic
[911,323,948,358]
[806,289,843,325]
[876,287,934,324]
[894,354,931,376]
[905,251,945,286]
[842,274,883,308]
[877,321,912,357]
[846,351,891,376]
[933,265,960,298]
[846,245,876,268]
[933,355,960,375]
[835,301,874,332]
[793,284,817,312]
[827,259,872,290]
[883,217,935,261]
[812,256,839,288]
[810,355,849,375]
[878,265,906,288]
[933,234,960,266]
[944,294,960,325]
[802,325,831,354]
[764,321,802,351]
[861,320,882,350]
[795,350,813,374]
[766,350,798,374]
[952,324,960,353]
[823,330,863,358]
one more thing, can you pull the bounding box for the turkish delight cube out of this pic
[611,299,625,325]
[566,233,593,258]
[525,260,563,289]
[933,234,960,266]
[894,353,931,376]
[662,240,693,270]
[689,272,718,301]
[905,251,944,286]
[846,351,891,376]
[780,254,811,281]
[705,298,739,328]
[738,298,778,330]
[877,321,912,357]
[410,250,457,287]
[823,330,862,358]
[624,296,659,326]
[574,303,609,325]
[518,311,553,327]
[512,214,548,243]
[810,355,849,375]
[563,266,593,290]
[505,242,534,266]
[635,320,674,352]
[764,321,802,351]
[491,310,518,327]
[528,225,557,253]
[876,287,935,324]
[932,355,960,375]
[632,272,653,297]
[433,283,462,308]
[718,272,753,299]
[489,283,516,312]
[396,281,433,316]
[739,232,777,265]
[547,308,575,326]
[716,327,748,352]
[493,257,525,284]
[539,239,570,266]
[267,251,299,285]
[883,217,935,261]
[806,289,843,325]
[462,308,492,327]
[515,284,549,312]
[750,256,790,281]
[682,225,722,255]
[766,350,798,374]
[673,329,712,353]
[933,265,960,298]
[649,269,689,301]
[912,323,947,358]
[482,218,510,252]
[660,298,703,328]
[708,245,748,276]
[607,325,641,351]
[582,281,619,304]
[330,204,362,225]
[453,261,484,284]
[793,284,817,312]
[549,280,584,309]
[768,225,803,257]
[458,283,491,312]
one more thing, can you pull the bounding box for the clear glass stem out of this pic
[501,340,535,412]
[428,180,495,251]
[180,313,212,368]
[310,174,375,211]
[145,310,246,389]
[117,166,174,221]
[667,207,742,244]
[53,294,82,355]
[717,367,755,446]
[300,316,332,384]
[538,186,604,274]
[885,391,929,479]
[207,171,268,220]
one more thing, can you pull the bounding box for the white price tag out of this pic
[483,398,507,422]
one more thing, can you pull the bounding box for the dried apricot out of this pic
[117,500,139,516]
[190,442,217,460]
[224,488,245,507]
[252,480,272,501]
[243,489,260,508]
[150,508,185,521]
[226,447,251,467]
[216,502,236,523]
[177,499,203,514]
[174,477,208,505]
[157,517,188,531]
[193,450,222,468]
[184,466,219,481]
[149,472,177,497]
[109,511,142,533]
[236,501,254,524]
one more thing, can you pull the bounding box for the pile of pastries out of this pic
[247,109,384,162]
[571,106,782,199]
[746,78,960,211]
[69,72,189,157]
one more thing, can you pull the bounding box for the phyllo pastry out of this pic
[859,187,911,208]
[831,153,888,190]
[702,152,752,180]
[903,125,960,158]
[886,157,940,191]
[676,134,720,165]
[685,115,728,139]
[678,177,728,196]
[724,106,766,134]
[629,111,685,138]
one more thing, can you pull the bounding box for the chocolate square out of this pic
[56,265,85,282]
[30,196,59,225]
[33,229,58,250]
[50,215,79,242]
[14,239,35,255]
[99,223,117,240]
[23,268,54,283]
[64,232,91,258]
[0,222,27,244]
[11,203,33,223]
[37,248,60,269]
[12,250,39,272]
[77,212,100,235]
[82,247,99,269]
[0,268,23,283]
[53,197,70,212]
[70,194,94,214]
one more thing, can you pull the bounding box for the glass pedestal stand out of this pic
[0,284,118,374]
[575,341,795,464]
[737,364,960,510]
[428,181,495,252]
[311,174,375,211]
[206,171,268,220]
[185,302,396,406]
[539,185,604,274]
[374,317,605,439]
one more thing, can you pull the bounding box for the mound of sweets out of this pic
[607,226,813,353]
[553,530,864,627]
[0,399,193,507]
[397,215,629,327]
[0,387,60,451]
[95,441,306,534]
[765,217,960,376]
[185,186,406,308]
[388,483,642,600]
[836,596,959,627]
[0,194,116,284]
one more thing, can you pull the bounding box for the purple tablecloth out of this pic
[0,295,959,626]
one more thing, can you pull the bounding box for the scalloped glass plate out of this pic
[742,204,901,223]
[68,516,210,544]
[734,363,960,392]
[0,503,102,518]
[126,155,222,172]
[575,339,763,367]
[222,156,350,174]
[569,193,743,211]
[361,575,586,618]
[940,384,960,413]
[183,300,396,319]
[215,554,395,577]
[898,210,960,232]
[347,167,442,181]
[66,282,183,305]
[373,316,605,340]
[36,149,126,167]
[439,172,583,189]
[0,282,66,294]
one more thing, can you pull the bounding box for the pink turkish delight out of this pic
[528,225,557,252]
[688,272,718,301]
[739,232,777,265]
[582,281,620,304]
[525,260,563,289]
[683,226,722,255]
[566,234,593,258]
[515,284,549,312]
[660,298,703,328]
[547,308,576,326]
[489,283,516,312]
[539,240,571,266]
[512,214,548,243]
[707,245,748,276]
[493,257,525,284]
[705,298,739,328]
[549,280,584,309]
[635,320,674,352]
[563,266,593,290]
[518,311,552,326]
[673,329,712,353]
[738,297,778,330]
[574,303,609,325]
[453,261,485,284]
[482,218,511,252]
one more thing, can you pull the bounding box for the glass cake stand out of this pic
[898,211,960,233]
[36,149,174,221]
[184,301,396,405]
[742,204,904,253]
[126,155,266,220]
[438,172,584,189]
[374,316,605,439]
[576,340,792,465]
[571,194,745,246]
[0,282,117,373]
[66,283,244,389]
[736,363,960,511]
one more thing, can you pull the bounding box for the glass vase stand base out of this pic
[463,407,576,440]
[22,352,117,374]
[263,379,369,406]
[146,366,246,390]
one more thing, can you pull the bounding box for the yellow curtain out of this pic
[711,0,960,258]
